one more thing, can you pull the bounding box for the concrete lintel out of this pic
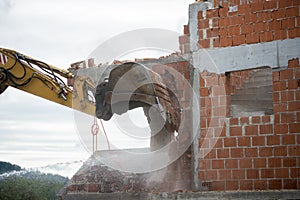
[139,54,191,66]
[192,38,300,73]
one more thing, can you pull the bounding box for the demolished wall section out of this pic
[65,57,196,196]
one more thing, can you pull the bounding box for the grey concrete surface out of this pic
[64,190,300,200]
[190,67,201,191]
[192,38,300,73]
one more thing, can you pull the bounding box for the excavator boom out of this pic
[0,48,95,116]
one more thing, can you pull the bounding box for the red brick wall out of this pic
[198,58,300,191]
[148,60,194,191]
[152,60,192,112]
[179,25,190,54]
[151,60,194,191]
[197,0,300,48]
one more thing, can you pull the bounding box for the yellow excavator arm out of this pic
[0,48,95,116]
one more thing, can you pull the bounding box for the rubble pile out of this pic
[65,149,192,194]
[67,160,144,193]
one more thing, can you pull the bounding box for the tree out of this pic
[0,162,21,174]
[0,166,68,200]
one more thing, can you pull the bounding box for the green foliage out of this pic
[0,161,21,174]
[0,166,68,200]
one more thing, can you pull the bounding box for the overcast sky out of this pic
[0,0,194,177]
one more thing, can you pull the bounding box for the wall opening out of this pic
[227,67,273,117]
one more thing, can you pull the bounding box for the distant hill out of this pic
[0,161,69,200]
[0,161,22,174]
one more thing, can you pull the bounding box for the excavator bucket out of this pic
[95,62,181,132]
[0,84,8,95]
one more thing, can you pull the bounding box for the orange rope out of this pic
[91,116,99,153]
[100,119,122,169]
[100,119,110,150]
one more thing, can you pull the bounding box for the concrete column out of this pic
[189,1,214,52]
[189,1,216,190]
[190,66,201,190]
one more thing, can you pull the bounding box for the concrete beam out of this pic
[192,38,300,73]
